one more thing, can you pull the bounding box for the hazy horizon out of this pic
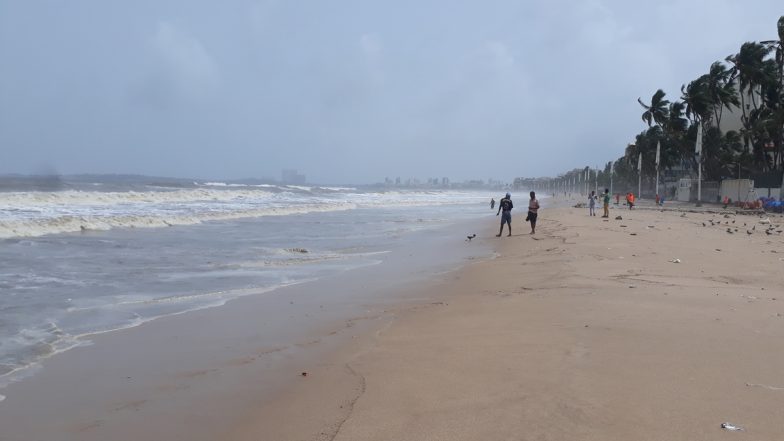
[1,1,782,183]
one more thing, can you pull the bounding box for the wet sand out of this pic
[234,204,784,440]
[0,217,491,441]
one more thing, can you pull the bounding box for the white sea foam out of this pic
[0,187,485,239]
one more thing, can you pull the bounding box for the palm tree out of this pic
[762,16,784,86]
[665,101,688,135]
[681,78,711,124]
[638,89,670,127]
[727,42,772,113]
[760,16,784,169]
[706,61,739,127]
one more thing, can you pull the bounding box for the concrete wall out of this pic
[720,179,755,202]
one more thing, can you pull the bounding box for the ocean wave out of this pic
[0,188,279,207]
[0,202,358,238]
[0,188,486,238]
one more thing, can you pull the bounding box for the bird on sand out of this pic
[466,234,476,242]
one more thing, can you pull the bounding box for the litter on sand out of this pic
[670,258,681,263]
[721,423,744,432]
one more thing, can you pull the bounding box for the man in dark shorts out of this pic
[496,193,513,237]
[527,191,540,234]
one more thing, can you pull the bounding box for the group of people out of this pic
[587,189,635,217]
[490,191,539,237]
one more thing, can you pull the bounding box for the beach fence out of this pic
[749,171,783,200]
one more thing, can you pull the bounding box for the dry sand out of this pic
[233,204,784,440]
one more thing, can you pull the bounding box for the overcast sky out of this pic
[1,1,781,184]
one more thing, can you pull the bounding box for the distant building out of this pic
[281,169,306,185]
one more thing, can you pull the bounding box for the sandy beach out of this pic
[233,202,784,440]
[2,202,783,440]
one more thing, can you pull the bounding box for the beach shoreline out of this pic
[3,203,783,440]
[0,213,494,441]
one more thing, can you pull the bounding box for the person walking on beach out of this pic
[627,192,635,210]
[602,188,610,218]
[527,191,539,234]
[588,191,597,216]
[496,193,513,237]
[490,198,495,210]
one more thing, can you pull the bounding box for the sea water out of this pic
[0,178,493,391]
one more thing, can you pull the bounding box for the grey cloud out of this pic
[1,0,781,183]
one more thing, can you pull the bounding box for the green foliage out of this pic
[522,16,784,192]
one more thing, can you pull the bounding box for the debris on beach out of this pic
[670,258,681,263]
[760,218,771,224]
[720,423,744,432]
[466,234,476,242]
[680,213,687,217]
[615,216,623,220]
[286,248,309,254]
[301,372,308,377]
[726,228,733,234]
[745,382,784,391]
[630,233,637,236]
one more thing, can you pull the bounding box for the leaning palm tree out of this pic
[681,77,712,125]
[726,42,772,113]
[762,16,784,85]
[638,89,670,127]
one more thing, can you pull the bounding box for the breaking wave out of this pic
[0,186,485,238]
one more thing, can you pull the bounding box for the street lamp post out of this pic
[637,152,642,200]
[609,161,614,198]
[695,124,703,205]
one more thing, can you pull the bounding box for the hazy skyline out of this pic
[1,1,782,184]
